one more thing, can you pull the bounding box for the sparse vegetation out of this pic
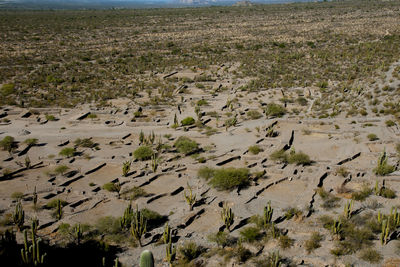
[134,146,153,161]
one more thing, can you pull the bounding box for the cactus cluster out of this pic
[381,219,390,245]
[12,200,25,231]
[163,222,172,245]
[343,200,353,219]
[139,130,156,145]
[221,203,234,232]
[331,220,342,240]
[165,234,176,267]
[21,228,46,266]
[151,153,159,173]
[264,201,274,226]
[122,160,131,177]
[120,202,134,229]
[130,205,147,247]
[184,183,196,211]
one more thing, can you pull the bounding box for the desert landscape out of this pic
[1,0,400,266]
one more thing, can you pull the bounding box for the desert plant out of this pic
[55,199,63,220]
[240,227,261,243]
[120,202,133,230]
[331,219,342,240]
[184,183,196,211]
[134,146,153,161]
[24,156,31,169]
[24,138,38,147]
[32,186,38,208]
[174,136,199,155]
[59,147,75,158]
[139,130,145,145]
[279,234,294,249]
[247,110,262,120]
[305,232,323,254]
[207,231,229,248]
[165,234,176,267]
[264,103,286,118]
[380,219,390,245]
[54,165,69,176]
[179,241,202,262]
[163,222,172,245]
[344,200,353,219]
[221,203,234,232]
[181,117,195,126]
[151,153,159,173]
[139,250,154,267]
[264,201,274,226]
[11,191,24,200]
[21,228,46,266]
[208,167,250,191]
[359,248,382,263]
[73,223,83,245]
[0,136,16,154]
[122,160,131,177]
[131,205,147,247]
[248,145,263,155]
[12,200,24,231]
[367,133,378,141]
[374,150,395,176]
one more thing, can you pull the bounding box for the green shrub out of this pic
[1,84,14,96]
[54,165,69,176]
[264,103,286,118]
[197,166,215,180]
[279,235,294,249]
[351,185,372,201]
[134,146,153,161]
[174,136,199,155]
[0,136,15,152]
[374,151,395,176]
[240,227,261,243]
[181,117,195,126]
[287,151,311,165]
[316,188,340,210]
[305,232,323,253]
[367,133,378,141]
[24,138,38,146]
[74,138,97,148]
[102,182,119,192]
[46,199,68,209]
[207,231,230,247]
[121,186,148,200]
[247,110,262,120]
[208,168,250,191]
[59,147,76,158]
[248,145,263,155]
[270,149,288,163]
[179,241,203,262]
[45,114,57,121]
[380,187,396,199]
[11,192,24,200]
[359,248,382,263]
[95,216,121,235]
[385,120,395,127]
[196,99,208,106]
[284,207,302,220]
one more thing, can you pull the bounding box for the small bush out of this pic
[197,166,215,180]
[284,207,302,220]
[46,199,68,209]
[336,167,349,177]
[196,99,208,106]
[385,120,395,127]
[0,136,15,152]
[279,235,294,249]
[102,182,119,193]
[305,232,323,253]
[174,136,199,155]
[270,149,288,163]
[134,146,153,161]
[181,117,195,126]
[359,248,382,263]
[236,245,252,263]
[208,167,250,191]
[352,186,372,201]
[367,133,378,141]
[380,187,396,199]
[24,138,38,146]
[11,192,24,200]
[316,188,340,209]
[207,231,230,247]
[45,114,57,121]
[54,165,69,176]
[59,147,76,158]
[287,151,311,165]
[95,216,121,235]
[247,110,262,120]
[74,138,97,148]
[1,83,15,96]
[240,227,261,243]
[265,103,286,118]
[179,241,203,262]
[248,145,263,155]
[121,186,148,200]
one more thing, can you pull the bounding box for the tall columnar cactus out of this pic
[163,222,171,245]
[377,211,382,224]
[120,202,133,229]
[139,130,145,145]
[74,223,83,245]
[344,200,353,219]
[331,220,342,240]
[374,180,380,196]
[21,228,46,266]
[151,153,159,173]
[165,235,176,267]
[264,201,274,226]
[173,113,178,126]
[140,250,155,267]
[55,199,63,220]
[221,203,234,232]
[149,131,155,145]
[122,160,131,177]
[13,200,25,231]
[25,155,31,169]
[184,183,196,211]
[130,205,147,247]
[33,186,38,208]
[381,219,390,245]
[389,207,400,227]
[31,218,39,237]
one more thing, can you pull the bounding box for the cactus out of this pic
[151,153,159,173]
[122,160,131,177]
[31,218,39,237]
[114,258,120,267]
[264,201,274,226]
[73,223,83,244]
[163,222,171,245]
[374,180,380,196]
[21,228,46,266]
[114,181,121,198]
[390,207,400,227]
[55,199,63,220]
[130,205,147,247]
[174,113,178,126]
[120,202,133,229]
[12,200,25,231]
[221,203,234,232]
[149,131,155,145]
[381,219,390,245]
[268,251,281,267]
[271,222,278,238]
[25,155,31,169]
[184,183,196,211]
[139,130,145,145]
[344,200,353,219]
[140,250,155,267]
[33,186,38,208]
[331,219,342,240]
[165,235,176,267]
[377,211,382,224]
